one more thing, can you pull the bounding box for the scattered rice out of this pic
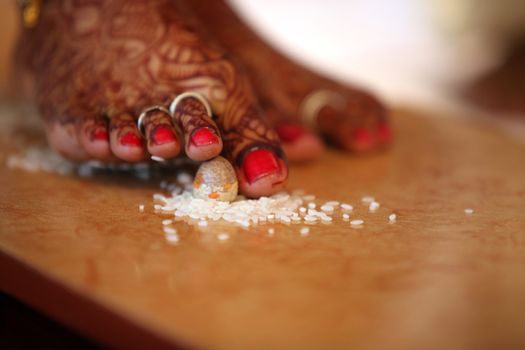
[464,208,474,215]
[300,227,310,236]
[350,219,364,226]
[320,204,334,212]
[280,216,291,224]
[156,190,305,228]
[7,150,406,238]
[389,213,397,222]
[341,203,353,211]
[163,227,177,235]
[361,196,375,204]
[304,215,318,222]
[176,172,192,185]
[369,201,380,212]
[151,155,166,162]
[165,233,179,243]
[217,233,229,241]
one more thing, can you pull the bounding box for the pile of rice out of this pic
[7,148,402,234]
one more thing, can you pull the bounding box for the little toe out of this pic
[172,96,222,161]
[46,121,90,161]
[275,122,325,162]
[109,112,146,162]
[141,108,181,159]
[77,116,112,160]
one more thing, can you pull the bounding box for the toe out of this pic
[236,146,288,198]
[318,92,390,153]
[77,115,112,160]
[216,102,288,198]
[376,120,392,145]
[108,112,146,162]
[46,121,90,161]
[141,108,181,159]
[172,96,222,161]
[275,122,324,162]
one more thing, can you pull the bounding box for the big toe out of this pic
[236,147,288,198]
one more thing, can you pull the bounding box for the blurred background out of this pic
[1,0,525,120]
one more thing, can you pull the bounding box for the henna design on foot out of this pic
[187,0,391,158]
[15,0,288,196]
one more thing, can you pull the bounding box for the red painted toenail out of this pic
[120,132,142,147]
[191,128,219,147]
[152,125,176,145]
[243,149,280,184]
[377,122,391,142]
[92,129,108,141]
[275,124,306,143]
[353,128,372,145]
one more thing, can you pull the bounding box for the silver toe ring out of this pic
[137,105,172,137]
[299,89,346,129]
[169,91,213,118]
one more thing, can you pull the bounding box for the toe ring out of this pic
[299,89,346,129]
[137,105,171,137]
[169,92,213,119]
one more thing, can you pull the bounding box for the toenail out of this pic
[377,122,391,142]
[191,127,219,147]
[152,125,176,145]
[353,128,372,145]
[120,132,142,147]
[92,129,108,141]
[275,123,306,143]
[242,149,280,184]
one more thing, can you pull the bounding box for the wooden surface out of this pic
[1,105,525,350]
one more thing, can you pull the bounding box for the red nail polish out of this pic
[353,128,371,145]
[377,122,391,142]
[275,124,306,143]
[191,128,219,147]
[243,149,280,184]
[152,125,176,145]
[120,132,142,147]
[92,129,108,141]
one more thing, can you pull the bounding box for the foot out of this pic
[14,0,287,197]
[465,41,525,116]
[187,0,391,160]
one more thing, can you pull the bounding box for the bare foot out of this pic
[465,40,525,116]
[187,0,391,160]
[14,0,287,197]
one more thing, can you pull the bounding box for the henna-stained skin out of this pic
[15,0,288,196]
[186,0,391,153]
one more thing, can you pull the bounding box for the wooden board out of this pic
[1,105,525,350]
